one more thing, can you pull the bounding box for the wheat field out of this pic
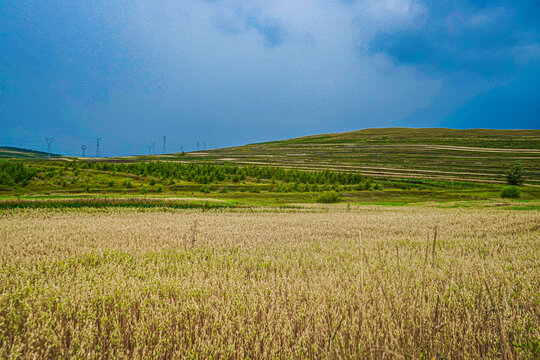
[0,205,538,359]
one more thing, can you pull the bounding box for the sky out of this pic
[1,0,539,156]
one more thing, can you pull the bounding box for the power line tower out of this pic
[162,136,167,154]
[44,137,54,159]
[95,138,101,157]
[197,141,200,152]
[147,145,152,155]
[151,142,156,154]
[81,145,86,157]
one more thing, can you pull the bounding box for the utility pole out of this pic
[81,145,86,157]
[95,138,101,157]
[44,137,54,159]
[162,136,167,154]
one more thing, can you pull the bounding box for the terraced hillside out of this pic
[135,128,540,185]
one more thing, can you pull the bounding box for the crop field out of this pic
[1,204,538,358]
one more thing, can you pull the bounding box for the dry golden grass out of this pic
[0,205,538,359]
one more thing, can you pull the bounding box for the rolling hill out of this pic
[0,146,59,159]
[129,128,540,185]
[3,128,539,185]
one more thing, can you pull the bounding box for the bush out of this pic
[506,161,524,185]
[316,191,341,203]
[0,162,36,186]
[501,186,521,199]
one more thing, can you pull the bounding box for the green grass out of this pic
[0,157,538,207]
[277,127,540,148]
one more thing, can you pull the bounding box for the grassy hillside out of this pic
[133,128,540,185]
[2,128,539,203]
[0,146,58,159]
[276,127,540,148]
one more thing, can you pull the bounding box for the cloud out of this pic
[369,1,540,75]
[0,0,538,156]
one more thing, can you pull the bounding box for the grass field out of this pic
[0,204,538,358]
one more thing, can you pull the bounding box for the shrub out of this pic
[506,161,524,185]
[316,191,341,203]
[0,162,36,186]
[501,186,521,199]
[139,186,148,194]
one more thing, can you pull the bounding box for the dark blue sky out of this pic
[1,0,539,156]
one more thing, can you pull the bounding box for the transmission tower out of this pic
[147,145,152,155]
[44,137,54,159]
[151,142,156,154]
[197,141,200,152]
[81,145,86,157]
[95,138,101,157]
[162,136,167,154]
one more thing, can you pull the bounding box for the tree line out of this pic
[0,162,36,186]
[72,161,368,186]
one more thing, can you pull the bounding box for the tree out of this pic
[505,161,524,185]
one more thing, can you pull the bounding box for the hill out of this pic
[0,146,59,159]
[132,128,540,185]
[273,128,540,148]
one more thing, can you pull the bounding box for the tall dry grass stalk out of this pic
[0,205,538,358]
